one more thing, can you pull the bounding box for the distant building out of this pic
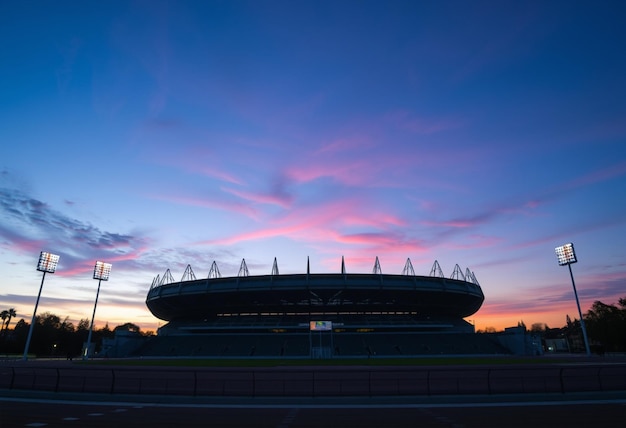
[493,326,544,356]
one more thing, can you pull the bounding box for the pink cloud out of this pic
[283,130,475,191]
[565,160,626,190]
[196,199,360,246]
[222,187,293,209]
[148,193,260,220]
[420,210,495,229]
[174,146,245,185]
[193,195,427,268]
[422,219,476,228]
[0,228,46,254]
[141,141,246,186]
[56,245,150,278]
[337,234,430,260]
[443,234,503,251]
[343,213,407,228]
[337,232,396,246]
[285,158,377,186]
[275,197,406,235]
[194,166,244,185]
[315,136,375,155]
[200,225,299,246]
[56,260,96,277]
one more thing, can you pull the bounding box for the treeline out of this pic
[483,297,626,353]
[544,298,626,353]
[0,311,153,358]
[2,297,625,358]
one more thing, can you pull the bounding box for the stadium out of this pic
[132,257,511,358]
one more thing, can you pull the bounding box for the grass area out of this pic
[81,356,570,368]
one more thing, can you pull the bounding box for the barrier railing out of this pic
[1,364,625,397]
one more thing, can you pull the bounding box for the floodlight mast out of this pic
[84,261,111,360]
[23,251,60,360]
[555,243,591,356]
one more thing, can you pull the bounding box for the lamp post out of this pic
[22,251,60,361]
[84,261,111,360]
[555,243,591,356]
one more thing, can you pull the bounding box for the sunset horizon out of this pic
[2,1,625,342]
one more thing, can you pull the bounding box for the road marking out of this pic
[3,396,626,409]
[62,417,80,421]
[422,407,465,428]
[25,424,47,427]
[276,408,299,428]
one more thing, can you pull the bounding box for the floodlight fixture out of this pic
[555,243,577,266]
[84,261,112,360]
[37,251,60,273]
[93,261,112,281]
[554,242,590,356]
[23,251,60,360]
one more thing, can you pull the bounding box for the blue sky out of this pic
[1,0,625,332]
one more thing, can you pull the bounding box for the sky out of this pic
[1,0,625,334]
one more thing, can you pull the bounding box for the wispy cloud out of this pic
[315,135,375,155]
[564,160,626,190]
[222,186,293,209]
[147,192,260,220]
[384,110,464,134]
[0,187,149,276]
[285,157,379,187]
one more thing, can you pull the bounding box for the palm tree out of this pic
[4,308,16,332]
[0,310,8,335]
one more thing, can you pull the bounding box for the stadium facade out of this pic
[135,257,510,358]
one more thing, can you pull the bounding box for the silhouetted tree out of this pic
[4,308,17,332]
[0,310,8,334]
[584,298,626,352]
[1,312,152,357]
[0,319,29,354]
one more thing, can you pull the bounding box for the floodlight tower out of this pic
[22,251,60,360]
[84,261,112,360]
[555,243,591,356]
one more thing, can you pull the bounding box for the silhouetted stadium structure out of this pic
[136,257,510,358]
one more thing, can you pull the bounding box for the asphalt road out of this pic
[1,394,625,428]
[3,358,626,427]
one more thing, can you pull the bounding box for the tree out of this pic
[32,312,62,356]
[77,318,90,331]
[4,308,17,332]
[531,323,548,333]
[584,299,626,352]
[0,310,8,335]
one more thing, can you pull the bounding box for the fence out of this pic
[1,364,625,397]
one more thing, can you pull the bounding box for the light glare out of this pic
[37,251,60,273]
[93,261,112,281]
[555,243,577,266]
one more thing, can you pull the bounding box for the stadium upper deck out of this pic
[146,258,484,322]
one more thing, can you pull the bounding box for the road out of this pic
[1,394,625,427]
